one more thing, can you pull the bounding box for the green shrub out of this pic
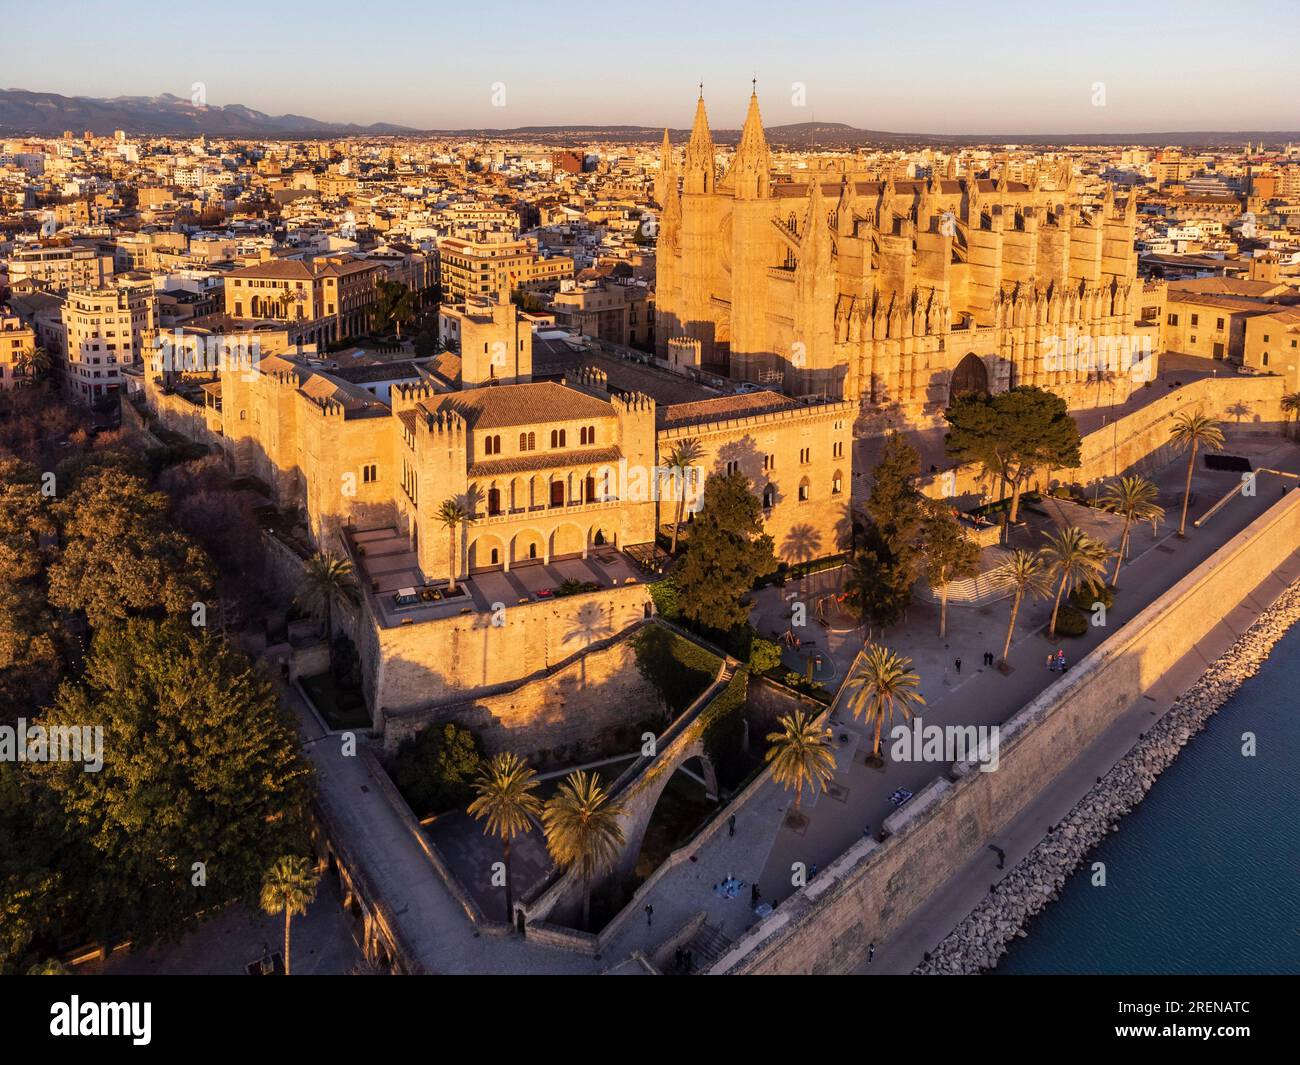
[748,637,782,675]
[1069,582,1114,610]
[648,576,680,620]
[391,723,484,818]
[1052,604,1090,638]
[631,625,720,714]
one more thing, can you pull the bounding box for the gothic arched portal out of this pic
[949,353,989,402]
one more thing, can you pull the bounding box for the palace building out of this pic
[654,90,1162,423]
[150,296,853,589]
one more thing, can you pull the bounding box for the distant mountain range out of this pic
[1,89,1296,148]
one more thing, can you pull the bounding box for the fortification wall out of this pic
[712,489,1300,974]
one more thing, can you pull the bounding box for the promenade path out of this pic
[294,432,1300,974]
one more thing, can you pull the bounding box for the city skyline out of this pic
[5,0,1299,134]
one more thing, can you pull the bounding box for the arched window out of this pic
[1262,352,1269,366]
[762,484,776,509]
[832,471,843,495]
[528,431,536,450]
[798,477,810,502]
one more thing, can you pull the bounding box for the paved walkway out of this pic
[287,434,1300,975]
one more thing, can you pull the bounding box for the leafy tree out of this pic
[841,643,926,758]
[541,770,626,932]
[864,432,927,551]
[764,710,837,813]
[993,548,1053,665]
[1097,476,1165,583]
[1041,526,1110,637]
[1168,410,1225,536]
[662,437,703,555]
[675,472,777,630]
[467,752,542,924]
[48,468,213,629]
[0,459,60,716]
[260,855,319,976]
[944,386,1082,527]
[918,503,982,637]
[392,722,484,817]
[39,619,313,948]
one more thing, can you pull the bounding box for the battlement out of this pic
[612,390,656,416]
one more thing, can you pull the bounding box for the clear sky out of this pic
[4,0,1298,133]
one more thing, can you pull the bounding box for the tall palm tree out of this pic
[994,548,1053,666]
[436,498,473,592]
[260,855,319,976]
[662,437,703,554]
[468,752,543,925]
[541,770,626,932]
[1098,476,1165,583]
[1042,526,1110,637]
[1282,392,1300,440]
[296,552,361,663]
[765,709,838,812]
[841,643,926,758]
[1169,410,1225,536]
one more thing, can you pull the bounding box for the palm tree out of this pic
[1098,476,1165,583]
[260,855,319,976]
[765,709,838,812]
[1169,410,1225,536]
[1282,392,1300,439]
[436,498,474,592]
[468,752,543,925]
[541,770,626,932]
[26,958,69,975]
[662,437,703,554]
[994,548,1053,666]
[295,552,361,664]
[841,643,926,759]
[1042,526,1110,637]
[16,345,52,384]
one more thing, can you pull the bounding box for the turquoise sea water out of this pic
[998,623,1300,975]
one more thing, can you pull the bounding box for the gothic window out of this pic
[762,484,776,509]
[832,471,843,495]
[798,477,810,502]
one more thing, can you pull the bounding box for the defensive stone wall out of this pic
[711,489,1300,974]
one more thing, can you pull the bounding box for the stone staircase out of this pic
[686,921,732,972]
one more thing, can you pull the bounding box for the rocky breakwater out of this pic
[915,577,1300,975]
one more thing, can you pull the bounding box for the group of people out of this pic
[1046,649,1068,672]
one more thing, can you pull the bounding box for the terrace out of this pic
[345,526,649,628]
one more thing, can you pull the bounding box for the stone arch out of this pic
[949,351,989,401]
[615,739,720,880]
[468,532,506,573]
[550,522,587,560]
[589,522,617,550]
[511,528,547,566]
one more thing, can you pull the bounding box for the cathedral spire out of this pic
[684,91,715,194]
[729,86,771,199]
[655,127,674,207]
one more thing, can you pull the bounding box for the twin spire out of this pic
[668,85,769,199]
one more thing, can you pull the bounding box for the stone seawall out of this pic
[711,491,1300,975]
[915,574,1300,974]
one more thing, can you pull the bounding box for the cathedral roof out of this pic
[658,390,802,429]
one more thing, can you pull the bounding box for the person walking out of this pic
[644,904,654,927]
[955,657,962,674]
[728,813,736,837]
[867,942,876,965]
[751,883,761,906]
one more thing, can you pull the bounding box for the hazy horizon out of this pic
[6,0,1298,135]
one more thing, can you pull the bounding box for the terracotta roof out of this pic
[659,390,803,429]
[468,445,622,477]
[424,381,612,429]
[226,259,315,280]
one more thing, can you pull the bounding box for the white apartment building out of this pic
[7,243,114,292]
[61,283,155,404]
